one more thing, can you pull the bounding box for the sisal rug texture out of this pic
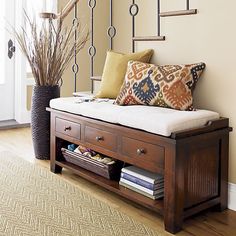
[0,152,161,236]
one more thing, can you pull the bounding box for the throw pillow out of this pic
[95,49,154,99]
[115,61,206,111]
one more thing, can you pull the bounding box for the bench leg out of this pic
[50,161,62,173]
[164,146,184,234]
[50,132,63,174]
[218,135,229,211]
[211,135,229,212]
[164,214,182,234]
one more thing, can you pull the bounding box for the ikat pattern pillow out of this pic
[115,61,206,111]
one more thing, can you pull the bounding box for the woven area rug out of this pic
[0,151,161,236]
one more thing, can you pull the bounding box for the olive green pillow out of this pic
[96,49,154,99]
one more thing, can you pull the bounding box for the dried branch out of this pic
[13,11,89,86]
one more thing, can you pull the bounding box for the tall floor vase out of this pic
[31,85,60,160]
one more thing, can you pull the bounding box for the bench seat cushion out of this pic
[50,97,219,137]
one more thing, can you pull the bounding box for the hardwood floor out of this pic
[0,127,235,236]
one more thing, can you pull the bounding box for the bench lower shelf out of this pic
[54,160,164,215]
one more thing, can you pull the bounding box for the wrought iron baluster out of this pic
[88,0,97,93]
[129,0,139,52]
[130,0,164,44]
[72,2,79,92]
[157,0,160,36]
[107,0,116,50]
[186,0,190,10]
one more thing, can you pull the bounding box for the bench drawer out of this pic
[85,126,117,151]
[121,137,164,171]
[56,117,81,139]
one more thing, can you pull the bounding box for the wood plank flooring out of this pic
[0,127,235,236]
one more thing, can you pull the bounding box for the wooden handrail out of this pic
[40,0,80,20]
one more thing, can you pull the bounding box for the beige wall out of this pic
[59,0,109,96]
[112,0,236,183]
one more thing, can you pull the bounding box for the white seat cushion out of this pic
[50,97,220,137]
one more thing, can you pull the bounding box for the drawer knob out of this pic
[64,126,71,131]
[96,136,104,141]
[137,148,145,155]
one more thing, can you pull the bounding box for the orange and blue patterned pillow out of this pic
[115,61,206,111]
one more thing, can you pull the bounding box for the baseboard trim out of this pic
[0,120,30,130]
[228,182,236,211]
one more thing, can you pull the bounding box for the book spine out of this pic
[122,168,163,184]
[120,178,163,195]
[119,181,164,200]
[121,172,157,190]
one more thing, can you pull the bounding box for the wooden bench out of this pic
[48,107,232,234]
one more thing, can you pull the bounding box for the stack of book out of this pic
[119,166,164,200]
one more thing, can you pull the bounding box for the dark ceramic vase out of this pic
[31,85,60,160]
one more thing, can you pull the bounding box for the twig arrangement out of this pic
[13,11,89,86]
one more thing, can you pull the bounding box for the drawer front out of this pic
[121,137,164,170]
[56,117,81,139]
[85,126,117,151]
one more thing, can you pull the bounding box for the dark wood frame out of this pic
[47,107,232,234]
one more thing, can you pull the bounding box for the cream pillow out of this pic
[96,49,154,98]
